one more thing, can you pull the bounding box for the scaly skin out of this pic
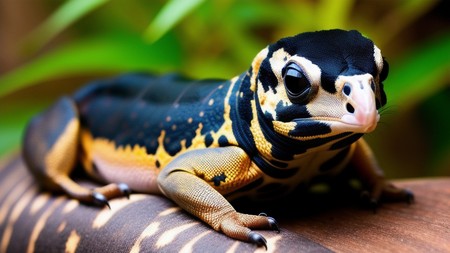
[22,29,413,248]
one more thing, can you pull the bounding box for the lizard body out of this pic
[22,29,412,248]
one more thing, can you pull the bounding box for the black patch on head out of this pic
[319,147,350,172]
[275,102,310,122]
[330,133,363,150]
[211,172,227,186]
[289,121,332,137]
[258,30,378,94]
[258,48,279,93]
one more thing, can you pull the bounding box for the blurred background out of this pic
[0,0,449,179]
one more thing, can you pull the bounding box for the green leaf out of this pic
[385,32,450,108]
[0,32,182,98]
[143,0,207,43]
[27,0,111,50]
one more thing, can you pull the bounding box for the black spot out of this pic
[288,121,331,137]
[319,147,350,172]
[218,135,228,147]
[155,160,160,168]
[204,133,214,147]
[211,172,227,186]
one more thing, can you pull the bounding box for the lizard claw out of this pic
[248,232,267,250]
[259,213,280,232]
[92,192,111,209]
[267,217,280,233]
[118,183,131,199]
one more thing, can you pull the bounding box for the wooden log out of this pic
[0,155,448,252]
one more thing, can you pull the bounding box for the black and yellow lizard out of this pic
[22,29,413,248]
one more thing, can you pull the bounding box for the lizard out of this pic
[22,29,413,249]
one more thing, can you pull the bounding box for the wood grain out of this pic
[1,155,449,252]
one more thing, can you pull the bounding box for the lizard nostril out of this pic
[346,103,355,113]
[343,83,351,96]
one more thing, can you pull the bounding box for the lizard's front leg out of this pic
[157,146,278,248]
[351,138,414,207]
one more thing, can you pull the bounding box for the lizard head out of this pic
[251,29,388,140]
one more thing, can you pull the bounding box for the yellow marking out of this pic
[208,76,239,147]
[179,230,212,253]
[65,230,81,253]
[171,124,177,131]
[92,194,147,228]
[208,98,214,106]
[0,184,37,253]
[29,193,51,215]
[250,47,269,92]
[130,222,161,253]
[158,207,182,216]
[57,221,67,233]
[156,222,198,248]
[45,119,79,177]
[187,117,193,124]
[249,100,273,159]
[27,197,65,253]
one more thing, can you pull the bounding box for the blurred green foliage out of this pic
[0,0,449,177]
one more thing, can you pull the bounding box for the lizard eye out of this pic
[282,62,311,104]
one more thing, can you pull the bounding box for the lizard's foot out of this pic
[92,183,131,208]
[219,212,279,249]
[361,179,414,211]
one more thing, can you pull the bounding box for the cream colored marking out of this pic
[172,124,177,131]
[92,194,147,228]
[225,241,240,253]
[208,76,239,146]
[166,116,171,122]
[0,167,23,202]
[208,98,214,106]
[179,230,212,253]
[187,117,193,124]
[62,199,79,214]
[199,111,204,117]
[158,207,181,216]
[57,221,67,233]
[0,176,33,225]
[65,230,81,253]
[249,100,273,159]
[45,119,79,177]
[29,193,51,215]
[130,222,160,253]
[0,184,37,253]
[373,45,383,74]
[250,47,269,92]
[155,222,198,248]
[27,197,65,253]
